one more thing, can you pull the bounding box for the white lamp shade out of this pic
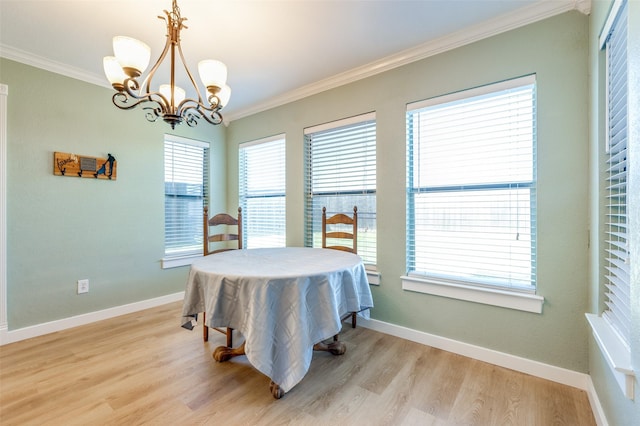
[198,59,227,89]
[103,56,127,85]
[218,85,231,108]
[113,36,151,75]
[159,84,186,106]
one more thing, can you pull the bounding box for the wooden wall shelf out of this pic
[53,152,117,180]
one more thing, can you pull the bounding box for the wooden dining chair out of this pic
[202,206,242,346]
[203,206,243,256]
[322,206,357,254]
[322,206,363,328]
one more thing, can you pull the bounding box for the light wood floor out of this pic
[0,301,595,425]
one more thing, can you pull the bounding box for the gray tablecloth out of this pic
[181,247,374,392]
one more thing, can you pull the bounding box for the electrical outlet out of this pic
[77,279,89,294]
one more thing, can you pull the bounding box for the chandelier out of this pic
[103,0,230,128]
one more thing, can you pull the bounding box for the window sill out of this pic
[585,313,635,399]
[161,254,201,269]
[401,275,544,313]
[366,269,381,286]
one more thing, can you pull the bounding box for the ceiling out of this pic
[0,0,588,123]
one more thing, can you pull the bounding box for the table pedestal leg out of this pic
[213,337,346,399]
[270,381,285,399]
[213,341,246,362]
[313,339,346,355]
[212,342,286,399]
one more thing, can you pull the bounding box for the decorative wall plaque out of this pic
[53,152,117,180]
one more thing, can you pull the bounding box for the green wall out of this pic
[226,11,590,373]
[588,1,640,425]
[1,58,226,329]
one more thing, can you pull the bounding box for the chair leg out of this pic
[352,312,356,328]
[203,312,209,342]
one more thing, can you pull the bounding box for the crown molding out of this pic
[225,0,590,122]
[0,44,110,89]
[575,0,592,15]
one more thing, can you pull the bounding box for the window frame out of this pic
[239,134,287,249]
[303,112,378,271]
[161,134,209,269]
[585,0,634,400]
[402,75,543,313]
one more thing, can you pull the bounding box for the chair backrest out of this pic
[203,206,243,256]
[322,206,357,254]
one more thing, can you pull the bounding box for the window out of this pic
[239,135,286,248]
[304,113,377,266]
[405,76,537,299]
[164,135,208,258]
[586,0,633,400]
[602,0,630,348]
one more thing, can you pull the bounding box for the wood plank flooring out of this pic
[0,301,595,425]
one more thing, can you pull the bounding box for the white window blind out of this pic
[304,113,377,265]
[603,0,630,345]
[406,75,537,292]
[164,135,208,257]
[239,135,286,248]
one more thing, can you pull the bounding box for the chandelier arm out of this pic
[181,103,223,126]
[179,97,220,114]
[207,93,222,110]
[113,91,168,117]
[174,92,221,116]
[182,110,200,127]
[114,77,172,117]
[176,40,206,106]
[113,79,151,110]
[143,105,163,123]
[140,15,174,98]
[112,92,144,110]
[203,110,224,125]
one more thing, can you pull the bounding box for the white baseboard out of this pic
[0,292,184,346]
[585,375,610,426]
[357,317,589,389]
[356,317,608,425]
